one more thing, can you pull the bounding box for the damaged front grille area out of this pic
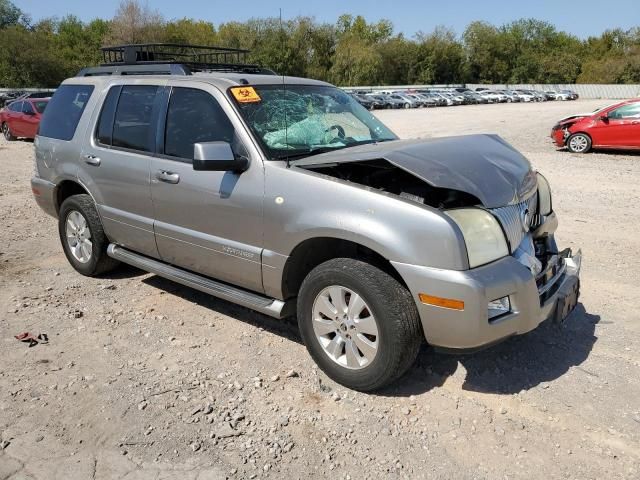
[490,192,539,253]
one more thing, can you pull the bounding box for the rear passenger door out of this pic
[149,83,264,293]
[78,82,165,259]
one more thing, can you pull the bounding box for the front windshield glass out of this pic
[232,84,397,160]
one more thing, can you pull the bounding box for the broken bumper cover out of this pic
[392,249,582,351]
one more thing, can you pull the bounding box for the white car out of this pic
[515,91,535,102]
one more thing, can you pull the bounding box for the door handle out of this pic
[155,170,180,184]
[83,154,101,166]
[632,121,640,125]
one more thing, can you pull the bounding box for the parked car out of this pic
[499,90,522,103]
[477,91,498,103]
[350,93,378,110]
[32,44,582,391]
[0,98,49,140]
[416,91,448,107]
[554,91,574,101]
[560,89,579,100]
[514,90,536,102]
[461,91,483,104]
[551,99,640,153]
[368,93,404,109]
[544,91,559,100]
[390,93,419,109]
[412,93,438,107]
[0,90,24,108]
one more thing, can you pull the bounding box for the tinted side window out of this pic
[112,85,159,152]
[39,85,94,140]
[9,102,21,112]
[164,87,234,159]
[609,103,640,119]
[22,102,34,114]
[95,86,121,146]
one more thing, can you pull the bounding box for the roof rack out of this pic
[77,43,275,77]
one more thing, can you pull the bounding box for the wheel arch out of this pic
[565,130,593,147]
[55,180,91,214]
[280,237,409,300]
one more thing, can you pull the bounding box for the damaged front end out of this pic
[295,134,582,337]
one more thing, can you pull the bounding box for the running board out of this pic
[107,244,292,319]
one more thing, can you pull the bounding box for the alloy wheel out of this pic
[65,210,93,263]
[569,135,589,153]
[311,285,379,370]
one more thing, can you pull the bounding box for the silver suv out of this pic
[31,45,581,391]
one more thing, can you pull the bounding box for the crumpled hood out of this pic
[294,134,537,208]
[557,113,592,125]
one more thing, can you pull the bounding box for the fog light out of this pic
[488,296,510,319]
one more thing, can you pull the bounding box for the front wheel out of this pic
[566,133,592,153]
[297,258,422,391]
[3,122,16,141]
[58,194,120,276]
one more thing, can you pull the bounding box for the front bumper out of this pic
[551,127,567,147]
[392,248,582,351]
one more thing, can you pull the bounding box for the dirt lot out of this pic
[1,99,639,480]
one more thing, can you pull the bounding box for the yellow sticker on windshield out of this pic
[231,86,261,103]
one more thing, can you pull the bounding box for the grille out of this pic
[490,192,539,253]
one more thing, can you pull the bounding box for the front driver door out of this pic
[600,103,640,148]
[150,84,264,293]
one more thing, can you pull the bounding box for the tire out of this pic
[403,103,411,109]
[297,258,422,391]
[566,133,592,154]
[58,194,120,276]
[3,122,16,141]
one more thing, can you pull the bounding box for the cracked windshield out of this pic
[232,84,397,159]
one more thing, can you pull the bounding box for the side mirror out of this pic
[24,110,35,116]
[599,114,609,122]
[192,142,249,172]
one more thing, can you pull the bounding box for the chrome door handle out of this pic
[156,170,180,184]
[84,154,101,166]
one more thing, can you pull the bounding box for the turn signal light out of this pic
[418,293,464,311]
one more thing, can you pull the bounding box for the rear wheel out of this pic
[566,133,592,153]
[297,258,422,391]
[58,194,120,276]
[3,122,15,141]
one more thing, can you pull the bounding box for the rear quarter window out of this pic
[38,84,94,141]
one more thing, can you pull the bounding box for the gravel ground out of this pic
[1,99,639,480]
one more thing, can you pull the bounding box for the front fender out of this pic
[263,162,468,273]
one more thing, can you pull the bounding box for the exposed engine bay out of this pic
[298,159,481,209]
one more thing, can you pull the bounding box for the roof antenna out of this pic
[279,8,290,168]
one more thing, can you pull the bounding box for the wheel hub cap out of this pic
[65,210,93,263]
[311,285,379,370]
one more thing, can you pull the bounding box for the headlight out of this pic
[536,173,552,216]
[446,208,509,268]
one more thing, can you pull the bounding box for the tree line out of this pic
[0,0,638,88]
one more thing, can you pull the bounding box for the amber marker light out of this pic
[418,293,465,311]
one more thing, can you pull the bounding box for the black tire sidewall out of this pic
[58,195,106,276]
[297,259,420,391]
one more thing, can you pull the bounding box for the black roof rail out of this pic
[76,43,275,77]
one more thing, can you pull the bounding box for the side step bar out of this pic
[107,244,293,319]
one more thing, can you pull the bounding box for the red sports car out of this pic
[551,98,640,153]
[0,98,49,141]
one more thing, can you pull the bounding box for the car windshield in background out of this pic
[231,84,397,160]
[33,101,48,113]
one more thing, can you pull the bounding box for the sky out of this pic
[13,0,640,39]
